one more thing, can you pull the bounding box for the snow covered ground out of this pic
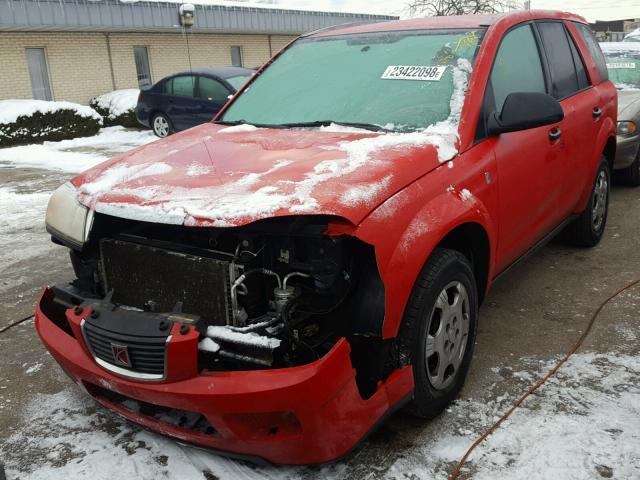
[0,126,155,296]
[2,349,638,480]
[1,125,638,480]
[0,126,155,173]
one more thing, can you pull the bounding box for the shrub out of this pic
[90,89,140,128]
[0,100,103,148]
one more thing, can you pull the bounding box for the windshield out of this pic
[226,74,252,91]
[601,43,640,90]
[220,29,484,132]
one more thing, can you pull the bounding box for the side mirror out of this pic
[487,92,564,136]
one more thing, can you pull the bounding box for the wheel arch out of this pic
[434,222,491,306]
[603,135,616,174]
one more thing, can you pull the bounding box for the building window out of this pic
[133,46,152,88]
[25,48,53,101]
[230,46,243,67]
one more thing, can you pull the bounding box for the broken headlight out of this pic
[45,182,94,248]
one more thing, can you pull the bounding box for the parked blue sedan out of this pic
[136,67,255,137]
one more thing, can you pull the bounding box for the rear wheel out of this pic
[620,149,640,186]
[152,113,172,138]
[400,248,478,419]
[564,158,610,247]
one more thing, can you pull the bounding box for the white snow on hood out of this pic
[80,59,472,226]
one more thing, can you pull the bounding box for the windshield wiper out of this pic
[273,120,391,132]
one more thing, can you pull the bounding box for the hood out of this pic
[72,123,458,227]
[618,90,640,119]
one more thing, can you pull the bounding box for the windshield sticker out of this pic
[381,65,447,81]
[607,62,636,69]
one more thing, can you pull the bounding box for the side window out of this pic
[171,75,196,97]
[163,78,173,94]
[198,76,230,102]
[537,22,583,99]
[567,31,590,90]
[573,22,609,82]
[490,24,546,112]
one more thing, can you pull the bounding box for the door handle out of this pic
[592,107,602,118]
[549,127,561,141]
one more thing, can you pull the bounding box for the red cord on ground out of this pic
[449,277,640,480]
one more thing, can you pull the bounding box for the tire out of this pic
[620,149,640,186]
[399,248,478,419]
[152,113,172,138]
[564,157,610,247]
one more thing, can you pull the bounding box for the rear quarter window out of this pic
[573,22,609,82]
[537,21,582,99]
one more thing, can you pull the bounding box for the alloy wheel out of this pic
[591,169,608,232]
[424,281,470,390]
[153,116,170,137]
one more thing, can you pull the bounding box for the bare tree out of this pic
[407,0,522,17]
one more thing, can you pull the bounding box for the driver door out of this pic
[487,23,568,272]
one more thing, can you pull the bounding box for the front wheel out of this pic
[564,157,610,247]
[152,113,172,138]
[400,248,478,419]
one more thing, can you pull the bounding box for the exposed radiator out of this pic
[99,238,232,325]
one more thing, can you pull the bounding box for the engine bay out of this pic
[64,214,388,378]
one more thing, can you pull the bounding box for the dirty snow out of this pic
[206,325,281,349]
[2,351,637,479]
[198,337,221,353]
[388,352,640,480]
[92,89,140,118]
[0,126,156,173]
[0,99,102,125]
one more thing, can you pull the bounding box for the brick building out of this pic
[0,0,395,104]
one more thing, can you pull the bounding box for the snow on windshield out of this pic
[79,39,477,227]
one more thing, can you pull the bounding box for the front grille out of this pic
[83,321,167,378]
[99,238,233,325]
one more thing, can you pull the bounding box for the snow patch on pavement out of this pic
[2,352,637,479]
[388,352,640,480]
[0,127,156,173]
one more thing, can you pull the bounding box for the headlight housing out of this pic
[45,182,93,248]
[617,121,637,136]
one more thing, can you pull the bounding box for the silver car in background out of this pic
[601,42,640,185]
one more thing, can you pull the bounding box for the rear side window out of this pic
[198,76,230,102]
[165,76,196,97]
[568,33,590,90]
[490,24,546,112]
[573,22,609,82]
[537,22,582,99]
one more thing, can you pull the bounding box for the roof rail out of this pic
[300,20,381,38]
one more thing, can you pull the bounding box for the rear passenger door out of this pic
[195,76,232,124]
[164,75,199,131]
[536,20,599,214]
[487,23,569,272]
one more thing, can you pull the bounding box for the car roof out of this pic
[307,10,587,38]
[168,66,255,80]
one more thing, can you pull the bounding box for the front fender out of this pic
[354,144,497,339]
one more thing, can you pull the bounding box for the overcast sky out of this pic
[265,0,640,22]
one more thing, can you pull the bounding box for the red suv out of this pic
[37,11,616,464]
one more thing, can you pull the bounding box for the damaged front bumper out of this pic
[35,285,413,465]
